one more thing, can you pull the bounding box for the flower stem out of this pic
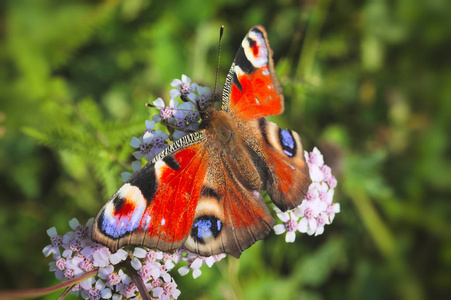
[0,269,97,299]
[125,260,151,300]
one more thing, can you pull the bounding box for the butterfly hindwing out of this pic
[253,119,311,211]
[232,116,311,212]
[182,128,274,257]
[93,131,209,253]
[222,25,284,119]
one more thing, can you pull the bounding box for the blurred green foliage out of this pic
[1,0,450,299]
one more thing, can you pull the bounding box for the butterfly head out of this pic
[197,91,221,126]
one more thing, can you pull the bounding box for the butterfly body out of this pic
[93,26,311,258]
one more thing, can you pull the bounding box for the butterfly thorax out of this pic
[207,110,236,147]
[205,110,262,191]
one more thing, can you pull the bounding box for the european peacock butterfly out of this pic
[92,26,311,258]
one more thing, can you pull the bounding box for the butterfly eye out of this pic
[191,215,223,244]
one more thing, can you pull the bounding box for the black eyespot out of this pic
[112,195,125,212]
[191,215,222,244]
[247,37,256,48]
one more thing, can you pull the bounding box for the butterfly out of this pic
[92,25,311,258]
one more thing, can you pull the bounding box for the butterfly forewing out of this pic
[92,131,209,253]
[222,25,284,119]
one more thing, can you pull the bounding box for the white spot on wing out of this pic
[144,215,151,230]
[117,183,131,199]
[154,160,166,180]
[161,218,165,226]
[234,65,245,77]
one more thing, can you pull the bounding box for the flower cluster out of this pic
[43,218,226,299]
[122,75,212,182]
[273,147,340,242]
[43,218,130,299]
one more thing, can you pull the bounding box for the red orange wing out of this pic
[92,127,275,258]
[221,25,284,120]
[92,131,209,253]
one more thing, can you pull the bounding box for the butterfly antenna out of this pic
[214,25,225,96]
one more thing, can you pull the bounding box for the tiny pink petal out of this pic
[153,98,165,109]
[98,265,113,279]
[131,257,142,270]
[170,79,183,87]
[196,85,212,97]
[204,257,215,268]
[178,266,189,276]
[285,231,296,243]
[298,218,308,233]
[273,224,286,235]
[68,218,80,230]
[152,115,161,123]
[153,287,164,297]
[132,151,144,160]
[192,269,202,279]
[181,74,191,83]
[169,88,181,99]
[276,211,290,223]
[131,160,141,172]
[191,258,203,270]
[314,226,325,236]
[145,120,155,130]
[109,249,127,265]
[130,137,141,148]
[101,288,112,298]
[133,247,147,258]
[121,172,131,182]
[187,92,197,101]
[47,227,57,237]
[309,164,324,182]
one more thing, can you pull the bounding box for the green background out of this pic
[0,0,450,299]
